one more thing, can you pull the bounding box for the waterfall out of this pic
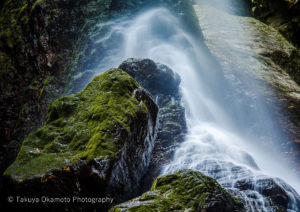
[87,6,300,211]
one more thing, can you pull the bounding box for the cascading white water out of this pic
[87,6,300,211]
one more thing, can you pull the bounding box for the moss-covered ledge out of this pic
[3,69,158,184]
[109,170,244,212]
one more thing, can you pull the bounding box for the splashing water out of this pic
[85,6,300,211]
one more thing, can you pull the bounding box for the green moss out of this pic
[38,76,54,100]
[164,120,181,128]
[0,0,45,56]
[4,69,149,181]
[151,178,158,191]
[43,76,54,85]
[31,0,42,11]
[110,170,244,212]
[0,0,30,49]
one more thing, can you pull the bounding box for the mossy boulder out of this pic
[109,170,245,211]
[2,69,158,210]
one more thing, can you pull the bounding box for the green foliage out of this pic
[4,69,148,181]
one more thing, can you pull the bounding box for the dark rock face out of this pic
[1,69,159,211]
[0,0,113,182]
[118,58,187,190]
[119,58,181,97]
[109,170,245,212]
[249,0,300,48]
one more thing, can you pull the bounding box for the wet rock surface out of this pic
[233,176,300,211]
[109,170,245,212]
[193,4,300,175]
[118,58,187,192]
[1,69,158,211]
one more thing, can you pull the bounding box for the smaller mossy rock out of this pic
[2,69,158,209]
[109,170,245,212]
[119,58,181,97]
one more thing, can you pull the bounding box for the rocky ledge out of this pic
[2,69,158,211]
[109,170,245,212]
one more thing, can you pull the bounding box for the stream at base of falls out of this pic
[80,5,300,212]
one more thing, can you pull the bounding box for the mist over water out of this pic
[85,4,300,211]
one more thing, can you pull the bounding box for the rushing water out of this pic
[85,5,300,211]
